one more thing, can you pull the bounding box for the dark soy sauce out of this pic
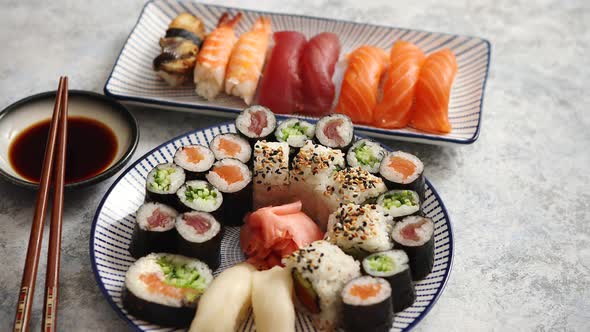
[9,116,118,184]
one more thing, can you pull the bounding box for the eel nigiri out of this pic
[194,12,242,100]
[374,41,426,128]
[225,17,272,105]
[334,46,388,124]
[410,48,457,134]
[300,32,341,116]
[258,31,307,114]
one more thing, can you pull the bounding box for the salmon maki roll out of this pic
[334,46,388,124]
[225,17,272,105]
[194,13,242,100]
[374,41,426,128]
[410,48,457,134]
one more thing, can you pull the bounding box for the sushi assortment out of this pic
[123,106,437,331]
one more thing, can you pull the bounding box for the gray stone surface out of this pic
[0,0,588,331]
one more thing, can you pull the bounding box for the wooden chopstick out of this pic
[42,77,68,332]
[13,77,67,332]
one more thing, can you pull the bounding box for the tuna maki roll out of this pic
[173,145,215,180]
[206,158,252,226]
[129,203,178,258]
[377,189,421,221]
[235,105,277,144]
[252,141,291,209]
[362,250,416,312]
[123,253,213,327]
[146,163,186,206]
[379,151,425,202]
[176,211,223,270]
[341,276,393,332]
[392,216,435,281]
[209,133,252,164]
[275,118,315,153]
[314,114,354,151]
[175,180,223,213]
[346,139,386,174]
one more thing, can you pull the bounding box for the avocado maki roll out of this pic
[377,189,421,221]
[346,139,386,174]
[145,163,186,206]
[129,202,178,258]
[341,276,393,332]
[392,216,435,281]
[175,180,223,213]
[175,211,223,270]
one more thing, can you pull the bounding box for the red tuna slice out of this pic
[258,31,307,114]
[323,118,345,146]
[300,33,341,116]
[147,208,173,228]
[401,219,427,241]
[248,109,268,136]
[184,214,212,234]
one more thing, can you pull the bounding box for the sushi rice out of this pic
[146,163,186,195]
[209,133,252,163]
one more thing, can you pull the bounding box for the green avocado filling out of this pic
[353,143,381,167]
[149,168,176,191]
[279,122,308,141]
[367,254,395,273]
[156,256,207,301]
[184,185,217,202]
[382,190,417,209]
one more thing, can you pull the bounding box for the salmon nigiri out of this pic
[225,17,272,105]
[334,46,388,124]
[194,12,242,100]
[374,41,426,128]
[410,48,457,134]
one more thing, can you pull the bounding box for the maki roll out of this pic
[252,141,291,209]
[377,189,421,221]
[392,216,435,281]
[379,151,425,201]
[206,158,252,226]
[314,114,354,151]
[346,139,386,173]
[123,253,213,327]
[146,163,186,206]
[209,133,252,164]
[176,211,223,270]
[129,203,178,258]
[341,276,393,332]
[274,118,315,153]
[325,203,393,259]
[235,105,277,144]
[175,180,223,213]
[362,250,416,312]
[283,240,361,331]
[173,145,215,180]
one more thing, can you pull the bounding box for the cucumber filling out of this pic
[156,256,207,300]
[279,122,308,141]
[150,168,176,191]
[366,254,395,273]
[383,191,417,209]
[353,143,380,167]
[292,270,320,314]
[184,185,217,202]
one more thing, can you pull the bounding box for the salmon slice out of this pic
[184,146,204,163]
[388,156,416,180]
[374,41,426,128]
[213,165,244,184]
[334,46,388,124]
[139,273,198,300]
[349,283,382,300]
[218,137,241,157]
[410,48,457,134]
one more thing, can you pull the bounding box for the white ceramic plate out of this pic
[90,122,454,332]
[104,0,490,145]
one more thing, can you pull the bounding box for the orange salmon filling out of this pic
[349,283,382,300]
[388,156,416,180]
[213,165,244,184]
[139,273,199,300]
[218,138,241,157]
[184,146,204,163]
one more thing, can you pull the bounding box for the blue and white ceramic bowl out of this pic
[90,123,454,331]
[104,0,490,145]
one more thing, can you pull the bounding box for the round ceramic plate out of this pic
[90,123,454,332]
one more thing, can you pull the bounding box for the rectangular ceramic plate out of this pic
[105,0,491,145]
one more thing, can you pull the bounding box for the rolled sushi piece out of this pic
[341,276,393,332]
[346,139,386,174]
[314,114,354,151]
[235,105,277,144]
[283,240,361,331]
[173,145,215,180]
[176,211,223,270]
[176,180,223,213]
[362,250,416,312]
[146,163,186,206]
[392,215,435,281]
[129,202,178,258]
[209,133,252,164]
[377,189,421,221]
[206,158,252,226]
[274,118,315,153]
[123,253,213,327]
[325,203,393,259]
[379,151,425,202]
[252,140,291,209]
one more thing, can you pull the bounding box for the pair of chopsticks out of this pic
[13,77,69,332]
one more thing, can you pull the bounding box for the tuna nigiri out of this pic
[258,31,307,114]
[300,33,341,116]
[194,12,242,100]
[334,46,389,124]
[374,41,426,128]
[410,48,457,134]
[225,17,272,105]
